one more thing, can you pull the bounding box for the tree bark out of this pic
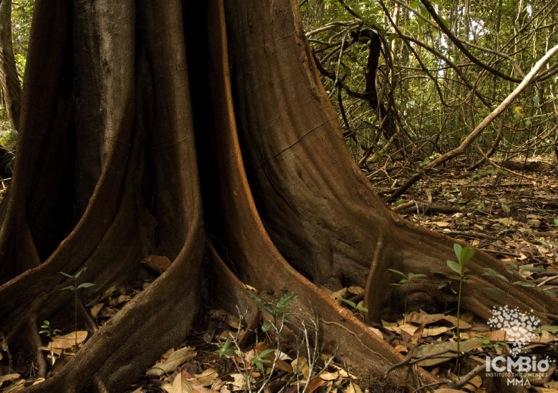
[0,0,555,391]
[0,0,21,130]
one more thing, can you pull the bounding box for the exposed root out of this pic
[26,317,47,378]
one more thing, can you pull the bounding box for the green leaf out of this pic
[261,320,274,332]
[482,268,509,282]
[340,298,357,309]
[74,267,87,279]
[217,338,235,357]
[275,292,296,315]
[356,301,368,314]
[59,272,74,279]
[512,280,536,288]
[447,260,462,276]
[387,268,407,278]
[252,349,274,371]
[541,325,558,334]
[407,273,427,280]
[461,246,475,264]
[437,281,449,289]
[60,285,77,291]
[532,95,540,106]
[553,218,558,226]
[77,282,95,289]
[453,243,463,261]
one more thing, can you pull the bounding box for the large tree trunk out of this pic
[0,0,21,130]
[0,0,555,391]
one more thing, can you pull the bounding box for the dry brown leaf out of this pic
[463,375,482,391]
[347,286,364,296]
[433,389,466,393]
[399,323,419,336]
[0,374,20,387]
[414,338,482,367]
[46,331,88,350]
[423,326,451,337]
[146,346,197,377]
[305,377,327,393]
[331,288,347,302]
[229,373,253,391]
[343,382,362,393]
[319,371,339,381]
[275,358,294,373]
[190,368,219,386]
[142,255,172,273]
[292,356,310,379]
[406,312,472,329]
[2,379,25,393]
[367,326,383,339]
[90,303,104,318]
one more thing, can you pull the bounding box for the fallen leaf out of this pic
[463,375,482,391]
[0,373,20,387]
[142,255,172,273]
[190,368,219,386]
[305,377,327,393]
[414,338,482,367]
[347,286,364,296]
[90,303,104,318]
[292,356,310,379]
[146,346,197,377]
[229,373,254,391]
[343,382,362,393]
[406,312,472,329]
[368,326,383,339]
[46,331,88,350]
[319,371,339,381]
[423,326,451,337]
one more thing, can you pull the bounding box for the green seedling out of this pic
[387,269,427,285]
[59,267,95,347]
[39,320,61,366]
[387,269,428,315]
[252,348,275,372]
[216,338,235,358]
[39,320,61,338]
[446,243,475,357]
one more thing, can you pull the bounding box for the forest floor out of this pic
[124,157,558,393]
[1,157,557,393]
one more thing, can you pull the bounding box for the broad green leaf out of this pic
[59,272,74,279]
[340,298,357,309]
[482,268,509,282]
[453,243,463,261]
[387,268,407,278]
[77,282,95,289]
[447,260,462,276]
[461,246,475,263]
